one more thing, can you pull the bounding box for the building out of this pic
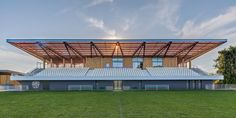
[7,39,226,90]
[0,70,22,85]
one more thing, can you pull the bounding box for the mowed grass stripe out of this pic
[0,91,236,118]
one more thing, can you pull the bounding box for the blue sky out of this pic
[0,0,236,73]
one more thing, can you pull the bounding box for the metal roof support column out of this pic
[112,42,117,57]
[174,42,198,56]
[64,42,84,58]
[37,42,53,59]
[143,42,146,59]
[64,42,72,59]
[152,41,172,57]
[38,42,67,60]
[132,42,145,57]
[91,42,104,57]
[118,42,124,57]
[182,42,198,60]
[163,42,172,57]
[93,46,98,56]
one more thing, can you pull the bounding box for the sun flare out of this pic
[104,36,123,40]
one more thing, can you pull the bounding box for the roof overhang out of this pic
[7,39,227,63]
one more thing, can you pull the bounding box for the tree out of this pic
[215,46,236,84]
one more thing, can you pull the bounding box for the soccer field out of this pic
[0,91,236,118]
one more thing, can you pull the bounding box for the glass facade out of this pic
[152,57,163,67]
[132,57,143,68]
[112,57,123,68]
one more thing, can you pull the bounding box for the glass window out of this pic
[132,57,143,68]
[152,57,163,67]
[112,57,123,68]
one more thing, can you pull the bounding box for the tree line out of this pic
[215,46,236,84]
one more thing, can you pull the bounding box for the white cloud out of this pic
[140,0,181,32]
[86,17,116,36]
[56,0,114,15]
[155,0,180,32]
[86,0,114,8]
[123,18,136,31]
[179,6,236,38]
[55,7,74,16]
[122,22,130,31]
[178,6,236,73]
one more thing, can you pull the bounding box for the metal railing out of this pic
[68,85,93,91]
[145,85,170,90]
[205,84,236,90]
[0,85,29,92]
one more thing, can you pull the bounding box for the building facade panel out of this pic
[164,57,178,67]
[0,74,20,85]
[18,80,213,91]
[124,57,132,68]
[143,58,152,68]
[84,57,177,68]
[122,80,141,90]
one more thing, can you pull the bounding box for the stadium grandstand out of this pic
[7,39,226,91]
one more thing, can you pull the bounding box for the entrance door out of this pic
[114,80,122,90]
[43,81,49,90]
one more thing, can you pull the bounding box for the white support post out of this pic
[63,59,65,68]
[43,59,46,69]
[70,58,73,68]
[50,59,53,68]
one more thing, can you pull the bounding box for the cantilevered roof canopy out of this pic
[7,39,226,63]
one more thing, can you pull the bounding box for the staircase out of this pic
[191,68,208,76]
[27,68,44,76]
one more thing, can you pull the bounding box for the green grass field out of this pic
[0,91,236,118]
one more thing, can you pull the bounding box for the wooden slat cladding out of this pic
[0,75,20,85]
[163,57,178,67]
[84,57,178,68]
[124,57,132,68]
[143,58,152,68]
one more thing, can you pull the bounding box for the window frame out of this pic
[132,57,143,68]
[152,57,163,67]
[112,57,123,68]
